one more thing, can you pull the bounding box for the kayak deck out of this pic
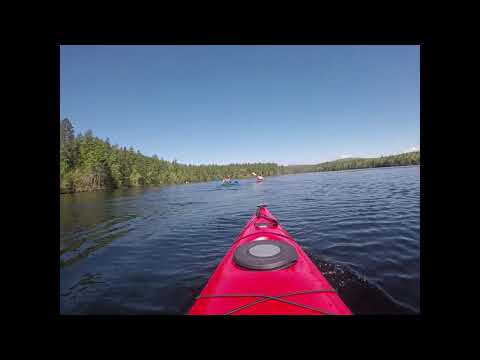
[188,205,352,315]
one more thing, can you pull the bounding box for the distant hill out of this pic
[280,151,420,174]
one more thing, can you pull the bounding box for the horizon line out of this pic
[179,150,420,167]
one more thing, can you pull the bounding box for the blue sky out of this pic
[60,45,419,165]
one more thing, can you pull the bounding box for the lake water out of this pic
[60,166,420,314]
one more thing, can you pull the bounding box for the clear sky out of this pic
[60,45,419,165]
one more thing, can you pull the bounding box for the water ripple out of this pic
[60,166,420,314]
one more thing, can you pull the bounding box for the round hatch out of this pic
[233,239,297,270]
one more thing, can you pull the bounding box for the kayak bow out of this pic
[188,205,352,315]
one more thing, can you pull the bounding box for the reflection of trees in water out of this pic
[60,185,162,265]
[60,226,131,268]
[60,189,144,264]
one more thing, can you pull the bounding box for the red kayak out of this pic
[188,205,352,315]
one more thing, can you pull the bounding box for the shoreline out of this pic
[60,164,419,195]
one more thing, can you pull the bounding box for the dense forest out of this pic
[60,118,420,194]
[60,119,279,193]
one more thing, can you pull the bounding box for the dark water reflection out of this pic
[60,166,420,314]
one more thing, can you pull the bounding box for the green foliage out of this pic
[59,119,419,194]
[279,152,420,175]
[60,171,74,193]
[129,167,144,186]
[60,118,78,172]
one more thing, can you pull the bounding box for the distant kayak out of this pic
[221,180,239,186]
[252,173,264,182]
[188,205,352,315]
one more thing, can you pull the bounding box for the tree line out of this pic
[280,152,420,175]
[60,118,279,193]
[60,118,419,194]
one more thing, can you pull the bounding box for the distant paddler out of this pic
[251,172,264,182]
